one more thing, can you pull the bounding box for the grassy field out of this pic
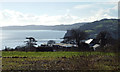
[2,51,120,70]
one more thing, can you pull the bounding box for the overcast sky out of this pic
[0,0,118,27]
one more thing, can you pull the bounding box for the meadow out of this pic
[2,51,120,71]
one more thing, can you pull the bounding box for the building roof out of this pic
[93,44,100,50]
[85,39,93,44]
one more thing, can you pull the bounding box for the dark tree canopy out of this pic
[63,29,88,48]
[96,31,113,47]
[47,40,56,46]
[71,29,88,47]
[71,29,88,40]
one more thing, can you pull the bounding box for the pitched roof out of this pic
[85,39,93,44]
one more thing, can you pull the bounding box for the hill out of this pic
[78,19,118,38]
[1,23,86,31]
[63,19,119,39]
[1,18,119,39]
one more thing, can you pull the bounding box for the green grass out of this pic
[85,30,94,33]
[2,51,119,70]
[95,24,103,28]
[2,51,116,58]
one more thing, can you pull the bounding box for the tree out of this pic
[71,29,88,48]
[64,29,88,48]
[24,37,37,51]
[47,40,56,46]
[96,31,113,47]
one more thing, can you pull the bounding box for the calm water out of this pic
[0,30,66,50]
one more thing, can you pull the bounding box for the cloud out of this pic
[105,5,118,17]
[0,9,82,26]
[96,2,118,5]
[87,6,117,22]
[73,3,117,22]
[0,5,117,27]
[0,0,119,2]
[74,4,93,9]
[112,4,118,10]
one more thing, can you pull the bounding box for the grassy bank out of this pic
[2,51,120,70]
[2,51,117,57]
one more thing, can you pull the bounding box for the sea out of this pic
[0,30,66,50]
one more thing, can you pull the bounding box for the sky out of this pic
[0,0,119,27]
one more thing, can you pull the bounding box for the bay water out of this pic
[0,30,66,50]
